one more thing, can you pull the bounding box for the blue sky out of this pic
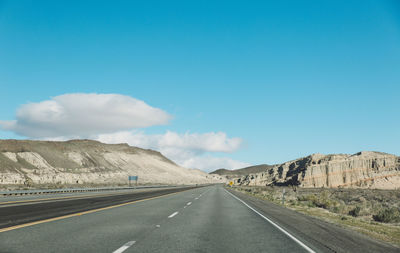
[0,0,399,171]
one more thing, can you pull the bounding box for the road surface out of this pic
[0,185,398,252]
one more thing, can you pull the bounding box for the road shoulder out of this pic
[227,187,399,253]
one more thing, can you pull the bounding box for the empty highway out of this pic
[0,185,398,253]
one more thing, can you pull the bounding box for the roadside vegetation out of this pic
[232,186,400,247]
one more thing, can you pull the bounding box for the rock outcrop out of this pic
[235,151,400,189]
[0,139,221,188]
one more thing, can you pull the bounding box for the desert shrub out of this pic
[317,199,335,209]
[358,196,366,203]
[332,206,340,213]
[298,194,319,202]
[373,207,400,223]
[307,201,316,208]
[298,192,338,210]
[349,206,362,217]
[332,204,347,214]
[268,194,276,201]
[315,191,338,209]
[298,194,318,207]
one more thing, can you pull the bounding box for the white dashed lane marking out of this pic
[168,211,179,218]
[111,188,212,253]
[112,241,136,253]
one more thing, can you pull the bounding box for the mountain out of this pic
[233,151,400,189]
[0,139,220,188]
[210,164,274,178]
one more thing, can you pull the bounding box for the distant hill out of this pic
[210,164,274,178]
[0,139,221,189]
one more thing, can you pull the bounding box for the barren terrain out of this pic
[0,139,221,189]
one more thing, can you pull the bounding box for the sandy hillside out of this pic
[0,139,221,188]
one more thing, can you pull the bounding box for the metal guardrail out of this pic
[0,185,178,196]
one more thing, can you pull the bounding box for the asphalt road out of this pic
[0,185,398,253]
[0,186,198,229]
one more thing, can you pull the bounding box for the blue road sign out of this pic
[129,176,138,181]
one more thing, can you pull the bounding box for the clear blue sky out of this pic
[0,0,399,169]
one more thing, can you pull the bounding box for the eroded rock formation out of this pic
[235,151,400,189]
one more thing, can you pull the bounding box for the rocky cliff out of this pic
[235,151,400,189]
[0,139,220,188]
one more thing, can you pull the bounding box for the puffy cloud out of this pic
[97,131,242,153]
[0,93,171,138]
[97,131,249,171]
[180,156,251,173]
[0,93,250,171]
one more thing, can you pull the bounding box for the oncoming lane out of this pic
[0,186,210,253]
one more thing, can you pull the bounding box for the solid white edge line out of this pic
[224,189,316,253]
[112,241,136,253]
[168,211,179,218]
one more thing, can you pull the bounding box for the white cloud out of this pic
[180,156,251,173]
[97,131,250,171]
[0,93,250,171]
[0,93,171,138]
[97,131,242,153]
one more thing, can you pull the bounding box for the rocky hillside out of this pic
[0,139,220,188]
[234,151,400,189]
